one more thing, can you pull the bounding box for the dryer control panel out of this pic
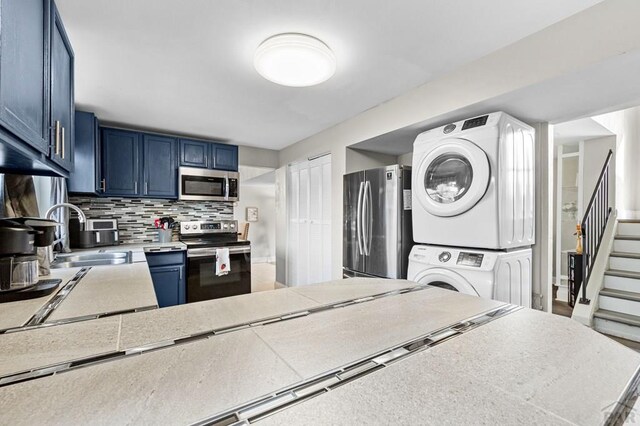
[461,115,489,130]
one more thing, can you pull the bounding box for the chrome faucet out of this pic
[45,203,87,246]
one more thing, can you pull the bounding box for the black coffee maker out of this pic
[0,218,61,302]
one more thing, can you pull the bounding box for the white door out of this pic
[415,139,490,217]
[413,268,479,296]
[287,155,332,286]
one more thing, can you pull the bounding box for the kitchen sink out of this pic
[50,251,133,269]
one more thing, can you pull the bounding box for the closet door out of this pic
[287,155,332,286]
[308,155,332,284]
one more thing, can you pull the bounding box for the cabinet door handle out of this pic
[100,179,106,192]
[61,126,65,160]
[134,181,138,193]
[144,181,148,194]
[54,121,61,156]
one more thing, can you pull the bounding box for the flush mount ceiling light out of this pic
[254,33,336,87]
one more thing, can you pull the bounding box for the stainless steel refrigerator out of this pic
[343,165,414,279]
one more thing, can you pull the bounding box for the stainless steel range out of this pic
[179,220,251,302]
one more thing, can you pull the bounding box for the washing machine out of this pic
[407,245,532,307]
[412,112,535,249]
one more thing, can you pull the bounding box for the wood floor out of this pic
[552,300,573,318]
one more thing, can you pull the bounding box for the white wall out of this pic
[397,152,413,166]
[275,166,287,283]
[593,106,640,219]
[345,148,397,173]
[278,1,640,280]
[234,183,276,263]
[236,150,278,263]
[582,135,616,213]
[239,146,279,169]
[533,123,554,312]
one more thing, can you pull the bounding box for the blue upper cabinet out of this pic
[179,138,209,168]
[143,134,177,198]
[49,1,74,172]
[212,144,238,171]
[102,128,141,196]
[0,0,50,154]
[68,111,100,194]
[179,139,238,171]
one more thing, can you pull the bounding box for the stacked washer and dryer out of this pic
[407,112,535,307]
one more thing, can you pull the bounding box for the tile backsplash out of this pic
[69,196,234,244]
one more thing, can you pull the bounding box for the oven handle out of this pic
[187,246,251,258]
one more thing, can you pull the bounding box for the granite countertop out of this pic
[0,268,81,331]
[0,278,638,425]
[45,262,158,322]
[0,245,161,331]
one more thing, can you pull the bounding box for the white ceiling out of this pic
[56,0,602,150]
[354,47,640,155]
[554,118,615,145]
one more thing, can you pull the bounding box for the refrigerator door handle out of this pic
[356,181,365,255]
[364,180,373,256]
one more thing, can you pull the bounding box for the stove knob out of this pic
[230,223,236,229]
[223,223,229,229]
[193,224,199,230]
[184,225,190,230]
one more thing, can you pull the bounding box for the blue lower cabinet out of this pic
[149,265,185,308]
[146,251,186,308]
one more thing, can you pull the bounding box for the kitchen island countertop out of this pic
[0,278,638,425]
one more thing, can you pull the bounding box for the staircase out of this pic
[594,220,640,342]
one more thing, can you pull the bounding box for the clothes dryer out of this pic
[412,112,535,249]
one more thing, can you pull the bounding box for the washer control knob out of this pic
[438,251,451,263]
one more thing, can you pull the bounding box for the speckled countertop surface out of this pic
[0,268,81,331]
[0,279,638,425]
[45,262,158,322]
[0,244,163,331]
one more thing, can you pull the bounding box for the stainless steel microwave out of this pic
[178,167,239,201]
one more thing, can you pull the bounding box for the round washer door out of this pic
[416,138,490,217]
[413,268,479,296]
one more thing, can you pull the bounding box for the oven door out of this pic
[179,167,229,201]
[186,246,251,302]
